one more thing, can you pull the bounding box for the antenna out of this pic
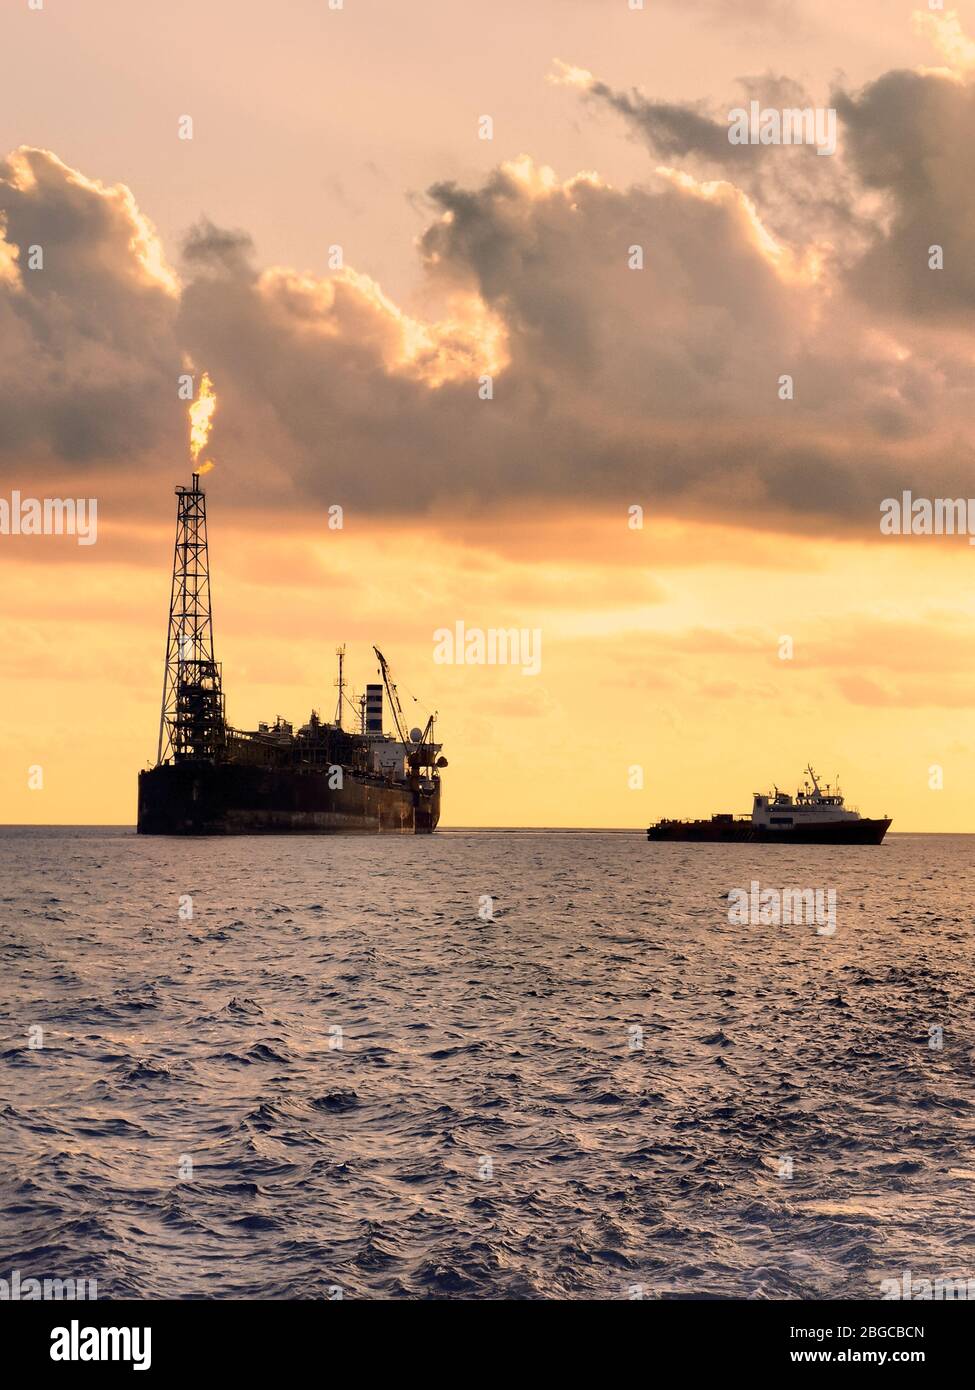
[334,644,346,728]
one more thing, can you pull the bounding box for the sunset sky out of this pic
[1,0,974,829]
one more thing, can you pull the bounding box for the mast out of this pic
[156,472,224,764]
[334,644,346,728]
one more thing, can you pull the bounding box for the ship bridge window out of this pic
[770,816,794,824]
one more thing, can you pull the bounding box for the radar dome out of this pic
[409,727,423,743]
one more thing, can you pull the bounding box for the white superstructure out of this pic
[751,766,860,830]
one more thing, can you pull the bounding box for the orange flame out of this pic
[189,371,216,473]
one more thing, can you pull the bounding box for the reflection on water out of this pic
[0,827,973,1300]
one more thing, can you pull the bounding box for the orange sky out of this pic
[1,1,974,829]
[2,508,973,829]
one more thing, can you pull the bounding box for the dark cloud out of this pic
[837,68,975,318]
[569,52,975,323]
[182,218,256,277]
[3,30,975,541]
[0,147,181,468]
[566,66,869,256]
[583,80,746,164]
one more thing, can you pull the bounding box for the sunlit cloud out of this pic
[913,8,975,76]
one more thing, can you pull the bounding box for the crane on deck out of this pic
[373,646,438,756]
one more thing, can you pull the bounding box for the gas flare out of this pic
[189,372,216,473]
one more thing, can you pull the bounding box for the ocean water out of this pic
[1,826,974,1301]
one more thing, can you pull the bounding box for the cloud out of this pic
[557,22,975,328]
[182,218,256,276]
[416,156,974,520]
[836,673,975,709]
[0,147,180,466]
[4,18,975,542]
[606,612,975,709]
[913,8,975,75]
[837,65,975,318]
[550,60,742,165]
[551,59,875,261]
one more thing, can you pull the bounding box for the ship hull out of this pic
[647,818,891,844]
[137,761,440,835]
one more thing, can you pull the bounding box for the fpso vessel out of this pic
[647,767,891,844]
[137,474,446,835]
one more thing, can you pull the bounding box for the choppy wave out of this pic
[1,827,973,1299]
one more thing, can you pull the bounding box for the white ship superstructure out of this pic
[751,767,860,831]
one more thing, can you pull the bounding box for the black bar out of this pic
[4,1298,968,1375]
